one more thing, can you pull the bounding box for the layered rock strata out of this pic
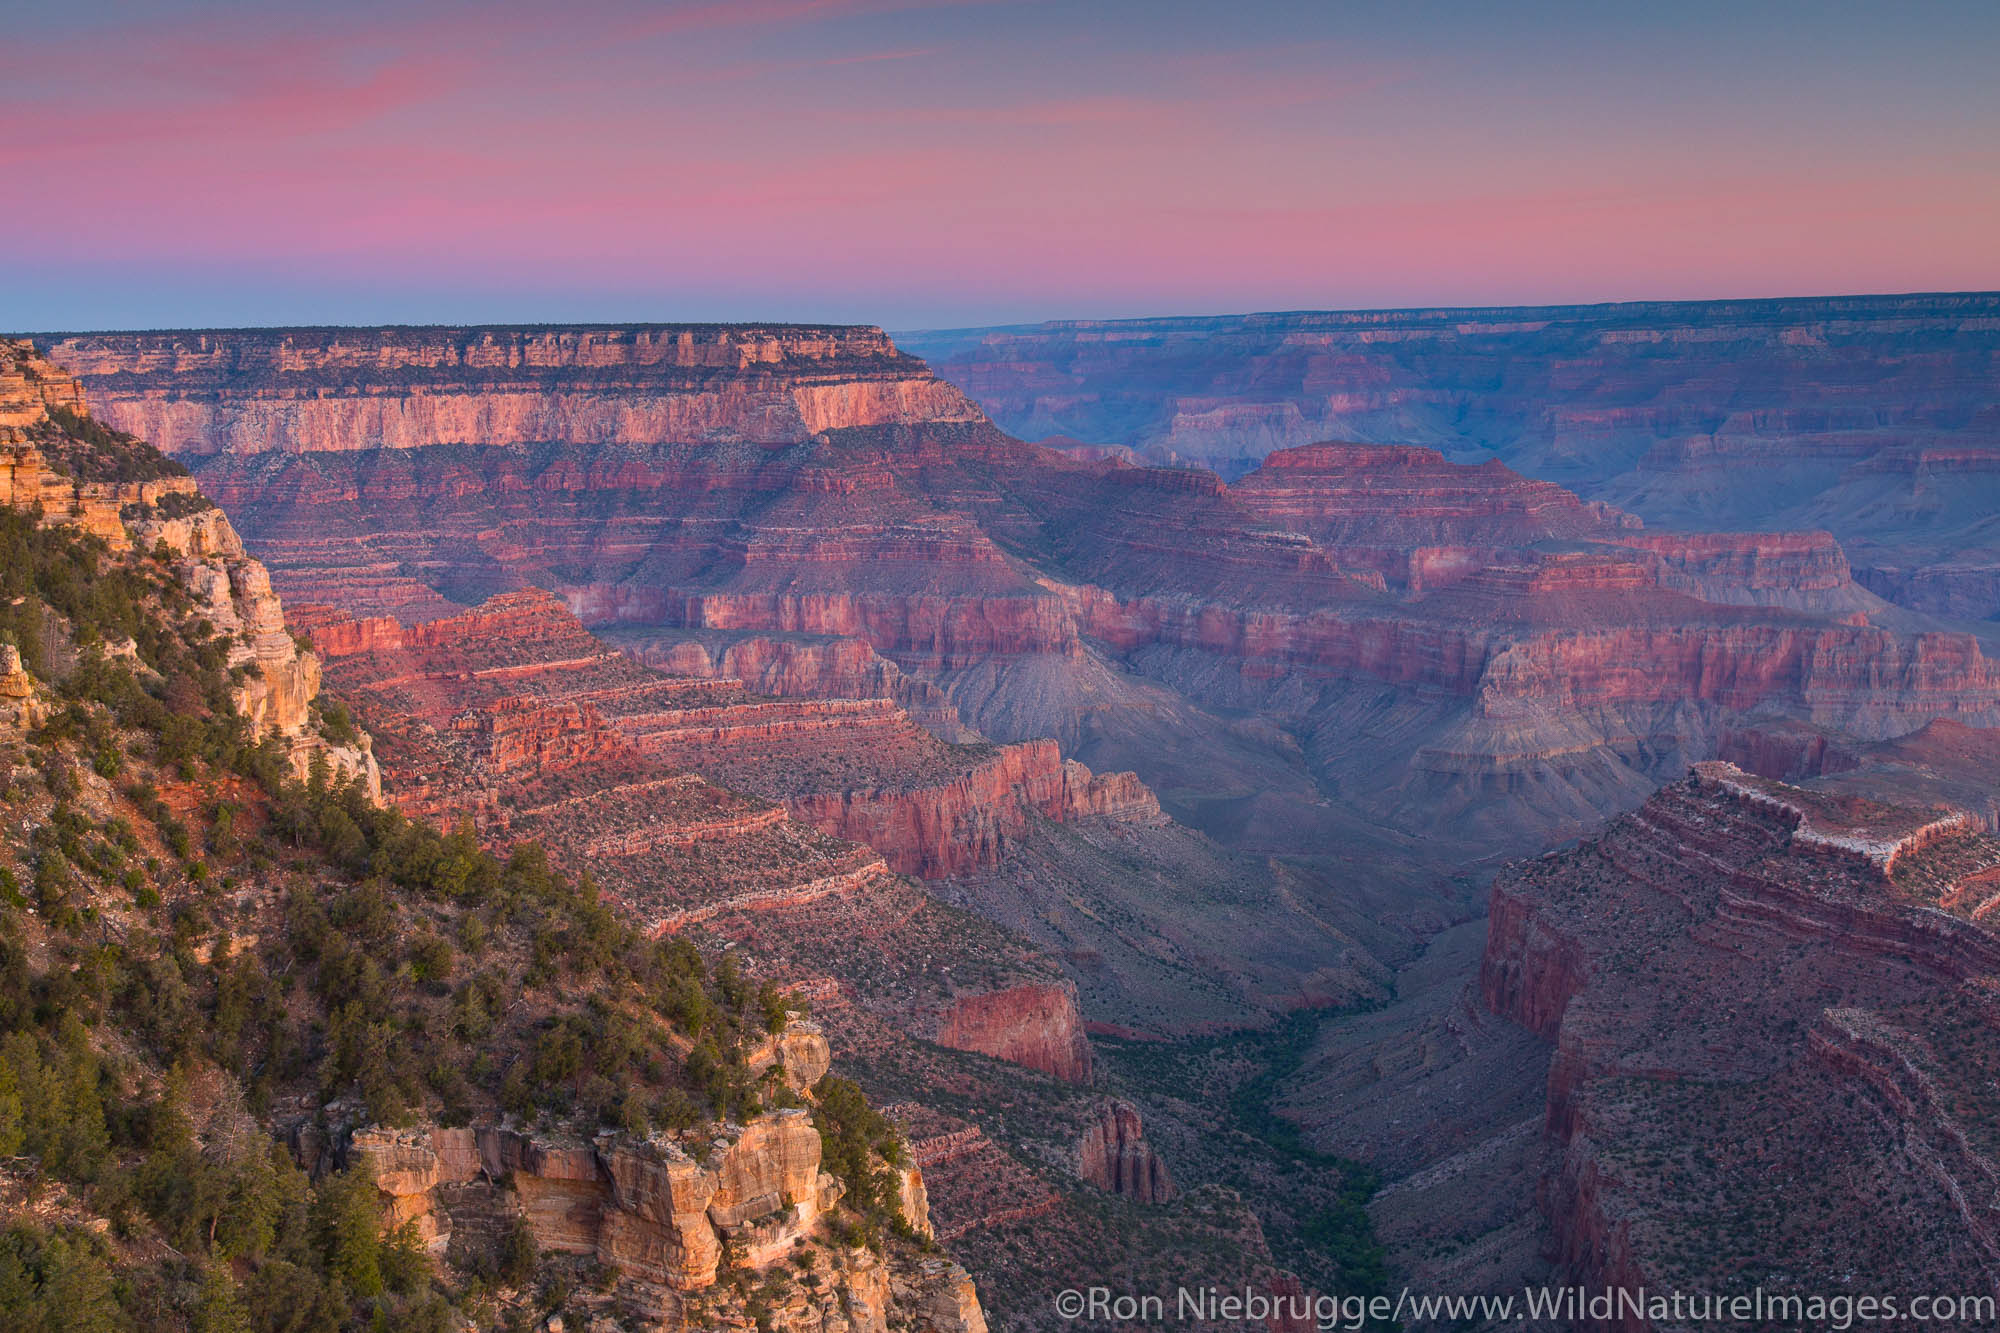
[165,413,2000,862]
[298,588,1157,883]
[0,340,378,793]
[902,295,2000,621]
[39,324,983,456]
[294,591,1100,1083]
[1481,758,2000,1315]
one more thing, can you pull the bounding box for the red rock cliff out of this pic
[1480,759,2000,1312]
[786,740,1162,879]
[1077,1100,1173,1203]
[43,324,984,456]
[932,981,1094,1083]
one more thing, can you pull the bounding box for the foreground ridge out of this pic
[0,336,990,1332]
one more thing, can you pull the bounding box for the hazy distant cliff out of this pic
[900,293,2000,478]
[900,293,2000,622]
[38,324,984,455]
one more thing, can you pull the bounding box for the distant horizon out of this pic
[16,285,2000,342]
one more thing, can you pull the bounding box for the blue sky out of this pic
[5,0,1997,330]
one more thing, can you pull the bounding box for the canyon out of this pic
[40,322,2000,875]
[903,294,2000,622]
[20,316,2000,1327]
[1477,757,2000,1317]
[0,340,1007,1332]
[284,579,1356,1323]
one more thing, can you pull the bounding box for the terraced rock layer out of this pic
[300,588,1157,880]
[295,589,1111,1084]
[1480,759,2000,1317]
[902,295,2000,621]
[40,324,983,456]
[36,322,2000,935]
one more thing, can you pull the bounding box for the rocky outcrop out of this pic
[932,981,1093,1083]
[1691,760,1981,879]
[1481,756,2000,1310]
[895,1164,934,1242]
[0,643,46,733]
[141,503,379,797]
[747,1020,833,1093]
[1076,1101,1172,1203]
[0,340,85,435]
[335,1111,968,1333]
[348,1113,834,1290]
[0,341,378,795]
[786,741,1162,878]
[895,1260,990,1333]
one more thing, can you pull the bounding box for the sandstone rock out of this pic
[932,981,1093,1084]
[0,642,45,733]
[348,1127,454,1250]
[707,1110,823,1234]
[840,1250,893,1333]
[1482,760,2000,1300]
[346,1115,857,1299]
[1076,1100,1172,1204]
[895,1165,932,1241]
[894,1258,989,1333]
[748,1020,832,1093]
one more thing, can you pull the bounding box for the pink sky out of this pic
[6,0,1998,329]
